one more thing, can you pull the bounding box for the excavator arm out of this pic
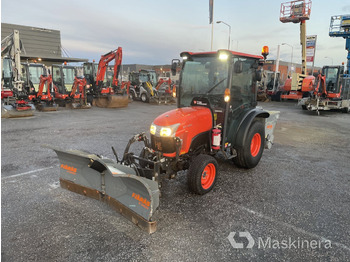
[37,75,53,99]
[96,47,122,88]
[69,77,87,98]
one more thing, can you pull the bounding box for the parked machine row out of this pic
[1,31,177,118]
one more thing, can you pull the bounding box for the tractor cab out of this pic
[171,50,269,154]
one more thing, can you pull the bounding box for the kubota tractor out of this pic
[49,48,279,233]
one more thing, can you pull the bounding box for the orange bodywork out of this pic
[37,75,54,101]
[301,76,315,92]
[70,77,87,99]
[153,106,213,156]
[156,78,172,93]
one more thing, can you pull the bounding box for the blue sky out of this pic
[2,0,350,67]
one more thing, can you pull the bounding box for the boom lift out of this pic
[52,64,91,109]
[279,0,315,100]
[84,47,129,108]
[1,30,35,118]
[299,15,350,113]
[21,63,58,111]
[49,48,280,233]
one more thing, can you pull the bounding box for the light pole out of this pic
[324,56,333,65]
[282,43,294,76]
[216,21,231,49]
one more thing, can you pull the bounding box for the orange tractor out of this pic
[49,48,279,233]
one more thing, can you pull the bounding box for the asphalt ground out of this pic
[1,101,350,261]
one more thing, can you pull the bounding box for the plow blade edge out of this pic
[51,147,160,233]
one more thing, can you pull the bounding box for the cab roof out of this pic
[181,50,264,60]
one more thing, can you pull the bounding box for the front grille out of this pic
[150,135,176,153]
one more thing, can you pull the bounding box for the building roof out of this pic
[1,23,87,64]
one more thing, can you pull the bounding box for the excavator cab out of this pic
[21,63,45,95]
[2,57,13,89]
[322,66,344,95]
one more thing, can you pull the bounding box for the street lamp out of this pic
[324,56,333,65]
[216,21,231,49]
[281,43,294,76]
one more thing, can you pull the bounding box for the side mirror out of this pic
[234,61,243,74]
[255,69,262,82]
[171,59,180,76]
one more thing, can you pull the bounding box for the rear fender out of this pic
[233,109,269,148]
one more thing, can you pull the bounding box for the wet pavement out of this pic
[1,101,350,261]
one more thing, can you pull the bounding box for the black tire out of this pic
[187,154,218,195]
[141,93,149,103]
[342,107,349,113]
[129,91,135,101]
[233,120,265,169]
[302,105,307,110]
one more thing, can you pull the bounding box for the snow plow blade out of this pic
[49,146,159,233]
[1,103,35,118]
[94,94,129,108]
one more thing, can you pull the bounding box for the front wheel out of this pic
[187,154,218,195]
[141,93,149,103]
[233,120,265,169]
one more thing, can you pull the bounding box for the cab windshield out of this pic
[324,67,340,93]
[28,65,44,84]
[179,56,229,107]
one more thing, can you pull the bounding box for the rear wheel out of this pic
[188,154,218,195]
[342,107,349,113]
[302,105,307,110]
[233,120,265,169]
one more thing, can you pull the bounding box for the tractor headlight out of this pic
[160,127,172,137]
[150,123,180,137]
[150,124,156,135]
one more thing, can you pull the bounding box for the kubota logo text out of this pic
[132,193,150,209]
[60,164,77,175]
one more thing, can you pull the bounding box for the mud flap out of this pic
[94,95,129,108]
[49,147,159,233]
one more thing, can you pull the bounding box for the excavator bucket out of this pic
[1,103,35,118]
[35,102,58,112]
[94,94,129,108]
[49,147,159,233]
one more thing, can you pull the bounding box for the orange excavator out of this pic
[52,64,91,109]
[85,47,129,108]
[155,78,176,104]
[21,63,58,111]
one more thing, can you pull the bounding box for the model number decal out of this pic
[60,164,77,175]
